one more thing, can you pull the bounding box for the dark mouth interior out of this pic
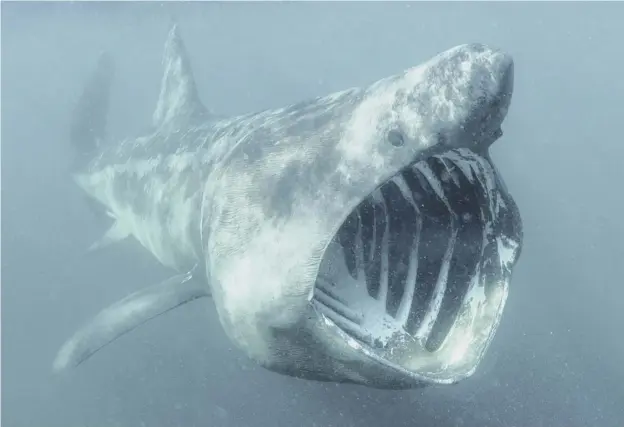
[313,147,522,365]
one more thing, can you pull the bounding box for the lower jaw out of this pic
[311,261,509,384]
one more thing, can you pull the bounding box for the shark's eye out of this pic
[387,129,405,147]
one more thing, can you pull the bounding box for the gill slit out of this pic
[413,163,458,342]
[391,175,422,327]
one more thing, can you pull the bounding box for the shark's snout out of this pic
[492,50,514,117]
[500,54,514,95]
[467,42,514,86]
[451,45,515,150]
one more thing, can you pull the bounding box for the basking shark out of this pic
[54,25,523,389]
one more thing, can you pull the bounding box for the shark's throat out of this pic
[312,147,522,379]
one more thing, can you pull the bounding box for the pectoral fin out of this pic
[88,220,130,252]
[53,271,209,372]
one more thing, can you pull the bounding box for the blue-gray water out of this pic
[2,2,623,426]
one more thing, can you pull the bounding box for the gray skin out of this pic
[54,25,522,390]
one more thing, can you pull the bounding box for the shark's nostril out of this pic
[387,129,405,147]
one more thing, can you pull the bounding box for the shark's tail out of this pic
[69,52,115,170]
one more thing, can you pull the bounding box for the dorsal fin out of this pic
[152,24,207,128]
[70,52,115,168]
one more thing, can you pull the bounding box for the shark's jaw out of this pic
[310,147,522,385]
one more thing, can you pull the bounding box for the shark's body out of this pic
[55,26,523,389]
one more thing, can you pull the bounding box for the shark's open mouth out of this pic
[312,147,522,383]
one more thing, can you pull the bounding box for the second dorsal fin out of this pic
[152,24,207,128]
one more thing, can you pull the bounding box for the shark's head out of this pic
[204,43,522,388]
